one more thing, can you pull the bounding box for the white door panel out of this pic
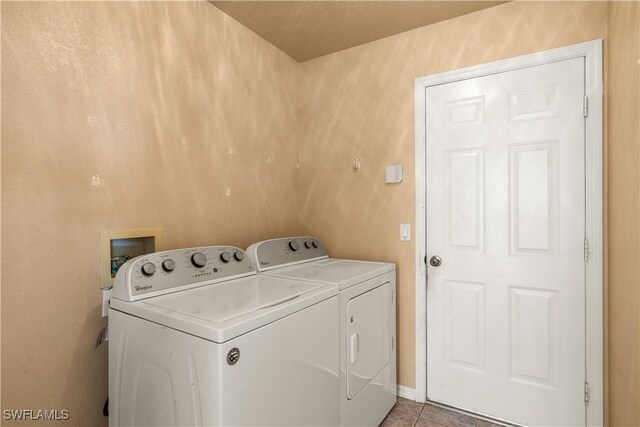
[426,58,586,426]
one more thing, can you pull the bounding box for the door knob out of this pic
[429,255,442,267]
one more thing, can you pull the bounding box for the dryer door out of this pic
[346,282,392,399]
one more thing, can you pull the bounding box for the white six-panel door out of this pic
[426,58,586,426]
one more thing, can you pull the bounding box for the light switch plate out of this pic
[400,224,411,241]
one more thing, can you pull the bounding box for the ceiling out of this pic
[210,1,507,62]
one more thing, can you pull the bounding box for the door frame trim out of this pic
[414,39,603,426]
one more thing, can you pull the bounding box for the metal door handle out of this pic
[429,255,442,267]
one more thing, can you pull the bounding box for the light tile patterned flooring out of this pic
[380,398,504,427]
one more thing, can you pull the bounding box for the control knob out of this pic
[234,251,245,261]
[288,240,299,251]
[312,240,319,248]
[304,240,312,249]
[191,252,207,268]
[220,252,231,263]
[162,259,176,272]
[141,262,156,276]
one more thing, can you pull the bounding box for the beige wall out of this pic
[299,0,608,393]
[607,2,640,426]
[2,1,640,426]
[299,1,639,424]
[1,2,300,425]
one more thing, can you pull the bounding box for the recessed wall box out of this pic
[100,228,162,288]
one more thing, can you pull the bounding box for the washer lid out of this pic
[265,259,395,290]
[146,276,319,323]
[110,275,337,343]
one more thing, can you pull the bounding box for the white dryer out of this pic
[246,236,397,427]
[109,245,339,427]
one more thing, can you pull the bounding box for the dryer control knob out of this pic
[191,252,207,268]
[288,240,299,252]
[162,259,175,272]
[234,251,245,261]
[220,252,231,263]
[141,262,156,276]
[304,240,312,249]
[312,240,319,248]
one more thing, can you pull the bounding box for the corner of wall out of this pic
[606,1,640,426]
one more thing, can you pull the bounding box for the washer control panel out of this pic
[246,236,329,272]
[112,246,255,301]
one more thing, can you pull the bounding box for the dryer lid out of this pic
[266,259,395,290]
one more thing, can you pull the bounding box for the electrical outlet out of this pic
[102,287,112,317]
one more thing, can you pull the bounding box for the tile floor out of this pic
[380,398,504,427]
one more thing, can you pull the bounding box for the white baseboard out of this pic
[397,385,416,400]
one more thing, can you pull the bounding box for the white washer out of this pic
[109,245,339,427]
[247,236,397,427]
